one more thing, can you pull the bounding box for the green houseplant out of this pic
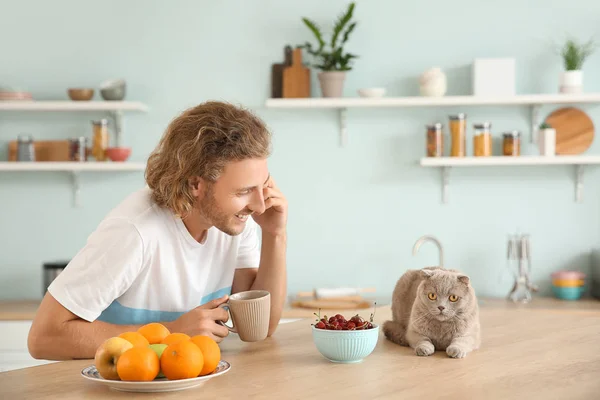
[299,2,358,97]
[558,37,596,93]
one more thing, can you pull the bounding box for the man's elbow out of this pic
[27,329,46,360]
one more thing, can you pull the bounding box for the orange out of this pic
[116,347,159,381]
[190,335,221,376]
[137,322,170,345]
[118,331,150,348]
[161,340,204,380]
[161,332,191,346]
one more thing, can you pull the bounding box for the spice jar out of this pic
[449,113,466,157]
[69,137,88,162]
[426,123,444,157]
[91,119,109,161]
[473,122,492,156]
[503,131,521,156]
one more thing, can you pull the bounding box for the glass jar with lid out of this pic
[473,122,492,156]
[503,130,521,156]
[449,113,466,157]
[426,123,444,157]
[91,119,109,161]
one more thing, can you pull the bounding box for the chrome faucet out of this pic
[413,235,444,268]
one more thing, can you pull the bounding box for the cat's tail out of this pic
[383,320,408,346]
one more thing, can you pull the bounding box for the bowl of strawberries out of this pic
[311,310,379,363]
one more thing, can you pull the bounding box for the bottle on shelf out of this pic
[426,123,444,157]
[503,130,521,156]
[91,119,109,161]
[473,122,492,156]
[449,113,466,157]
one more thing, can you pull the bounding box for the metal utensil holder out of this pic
[507,233,538,303]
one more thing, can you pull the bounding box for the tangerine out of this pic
[137,322,171,345]
[118,331,150,348]
[161,332,191,346]
[161,340,204,380]
[190,335,221,376]
[116,347,159,381]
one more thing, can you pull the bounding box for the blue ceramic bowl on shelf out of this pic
[311,324,379,363]
[552,285,585,300]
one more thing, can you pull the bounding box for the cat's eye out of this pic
[427,293,437,300]
[449,295,459,302]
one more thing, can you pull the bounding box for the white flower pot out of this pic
[318,71,346,98]
[538,128,556,156]
[560,70,583,93]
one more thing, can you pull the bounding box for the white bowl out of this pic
[357,88,386,98]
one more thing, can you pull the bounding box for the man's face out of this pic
[198,158,269,236]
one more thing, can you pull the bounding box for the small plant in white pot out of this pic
[299,2,358,98]
[538,122,556,156]
[558,37,595,93]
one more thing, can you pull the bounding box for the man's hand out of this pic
[167,295,231,342]
[252,177,287,236]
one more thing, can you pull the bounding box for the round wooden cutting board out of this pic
[545,107,595,154]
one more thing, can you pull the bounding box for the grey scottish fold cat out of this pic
[383,267,480,358]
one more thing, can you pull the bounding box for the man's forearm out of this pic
[250,232,287,334]
[29,317,177,360]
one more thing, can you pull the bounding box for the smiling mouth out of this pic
[235,213,249,222]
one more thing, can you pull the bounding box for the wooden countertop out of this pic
[1,298,600,399]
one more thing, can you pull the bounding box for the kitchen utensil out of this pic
[16,135,35,161]
[297,287,376,299]
[545,107,594,155]
[271,45,292,98]
[282,48,310,98]
[312,324,379,363]
[506,233,538,303]
[8,140,70,162]
[217,290,270,342]
[80,360,230,393]
[43,261,68,295]
[67,88,94,101]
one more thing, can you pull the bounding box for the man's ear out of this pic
[188,176,203,197]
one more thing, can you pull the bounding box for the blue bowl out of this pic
[311,324,379,363]
[552,285,584,300]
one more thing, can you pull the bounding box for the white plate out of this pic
[81,360,230,393]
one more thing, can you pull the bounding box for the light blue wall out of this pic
[1,0,599,301]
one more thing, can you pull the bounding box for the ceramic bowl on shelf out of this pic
[105,147,131,162]
[100,79,126,101]
[312,323,379,363]
[357,88,386,98]
[67,88,94,101]
[552,285,585,300]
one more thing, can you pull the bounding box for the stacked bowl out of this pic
[551,270,586,300]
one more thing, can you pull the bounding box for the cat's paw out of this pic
[415,342,434,357]
[446,344,468,359]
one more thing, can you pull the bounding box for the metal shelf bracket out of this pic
[575,165,584,203]
[339,108,347,147]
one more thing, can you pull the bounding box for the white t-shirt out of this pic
[48,187,261,325]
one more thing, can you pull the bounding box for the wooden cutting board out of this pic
[291,297,372,310]
[545,107,595,154]
[271,45,292,98]
[8,140,70,161]
[282,48,310,98]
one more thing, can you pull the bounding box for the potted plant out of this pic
[299,2,358,98]
[558,37,595,93]
[537,122,556,156]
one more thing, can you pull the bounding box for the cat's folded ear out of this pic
[421,269,436,279]
[457,275,470,285]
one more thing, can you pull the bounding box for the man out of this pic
[28,101,287,360]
